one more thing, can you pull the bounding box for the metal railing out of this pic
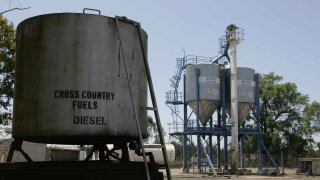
[168,119,200,134]
[165,90,183,104]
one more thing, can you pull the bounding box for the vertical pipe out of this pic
[229,25,239,174]
[255,74,262,170]
[183,74,188,172]
[217,108,221,168]
[240,136,244,168]
[209,117,213,165]
[195,68,201,173]
[221,69,228,170]
[281,151,284,175]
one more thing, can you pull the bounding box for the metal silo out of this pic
[225,67,255,124]
[13,13,148,145]
[186,64,221,125]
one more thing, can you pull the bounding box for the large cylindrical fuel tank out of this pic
[185,64,221,125]
[225,67,255,124]
[13,13,148,144]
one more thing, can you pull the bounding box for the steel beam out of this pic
[195,68,201,173]
[183,74,188,172]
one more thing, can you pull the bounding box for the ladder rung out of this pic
[143,144,165,149]
[158,164,168,169]
[146,107,157,111]
[140,106,158,111]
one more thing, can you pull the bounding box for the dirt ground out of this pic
[162,168,319,180]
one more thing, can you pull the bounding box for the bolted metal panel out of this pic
[185,64,221,125]
[225,67,256,124]
[13,13,148,144]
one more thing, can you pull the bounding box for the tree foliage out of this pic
[258,72,311,157]
[303,101,320,135]
[146,116,165,144]
[302,101,320,154]
[169,136,197,162]
[147,116,156,142]
[170,139,183,161]
[0,15,15,125]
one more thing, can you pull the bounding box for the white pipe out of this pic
[228,24,239,174]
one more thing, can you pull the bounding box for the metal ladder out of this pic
[115,16,172,180]
[200,137,216,176]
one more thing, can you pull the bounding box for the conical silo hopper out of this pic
[225,67,255,125]
[186,64,221,125]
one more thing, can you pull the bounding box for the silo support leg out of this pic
[6,138,33,162]
[84,148,95,161]
[6,142,15,162]
[121,147,129,162]
[117,143,129,162]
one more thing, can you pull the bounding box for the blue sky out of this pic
[2,0,320,140]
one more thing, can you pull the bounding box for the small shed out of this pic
[298,158,320,176]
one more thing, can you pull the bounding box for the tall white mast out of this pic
[227,24,244,174]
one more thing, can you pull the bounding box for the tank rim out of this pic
[17,12,148,36]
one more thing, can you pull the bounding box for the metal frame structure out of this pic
[167,57,279,173]
[166,26,279,174]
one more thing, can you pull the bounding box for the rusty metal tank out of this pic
[13,13,148,144]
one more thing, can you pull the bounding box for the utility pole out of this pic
[227,24,244,174]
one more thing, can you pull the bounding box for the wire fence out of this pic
[172,153,304,169]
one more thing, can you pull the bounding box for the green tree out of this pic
[0,15,15,127]
[302,101,320,153]
[258,73,309,157]
[146,116,156,142]
[170,139,183,161]
[303,101,320,135]
[169,136,197,164]
[146,116,165,143]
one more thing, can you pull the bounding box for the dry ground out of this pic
[161,168,319,180]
